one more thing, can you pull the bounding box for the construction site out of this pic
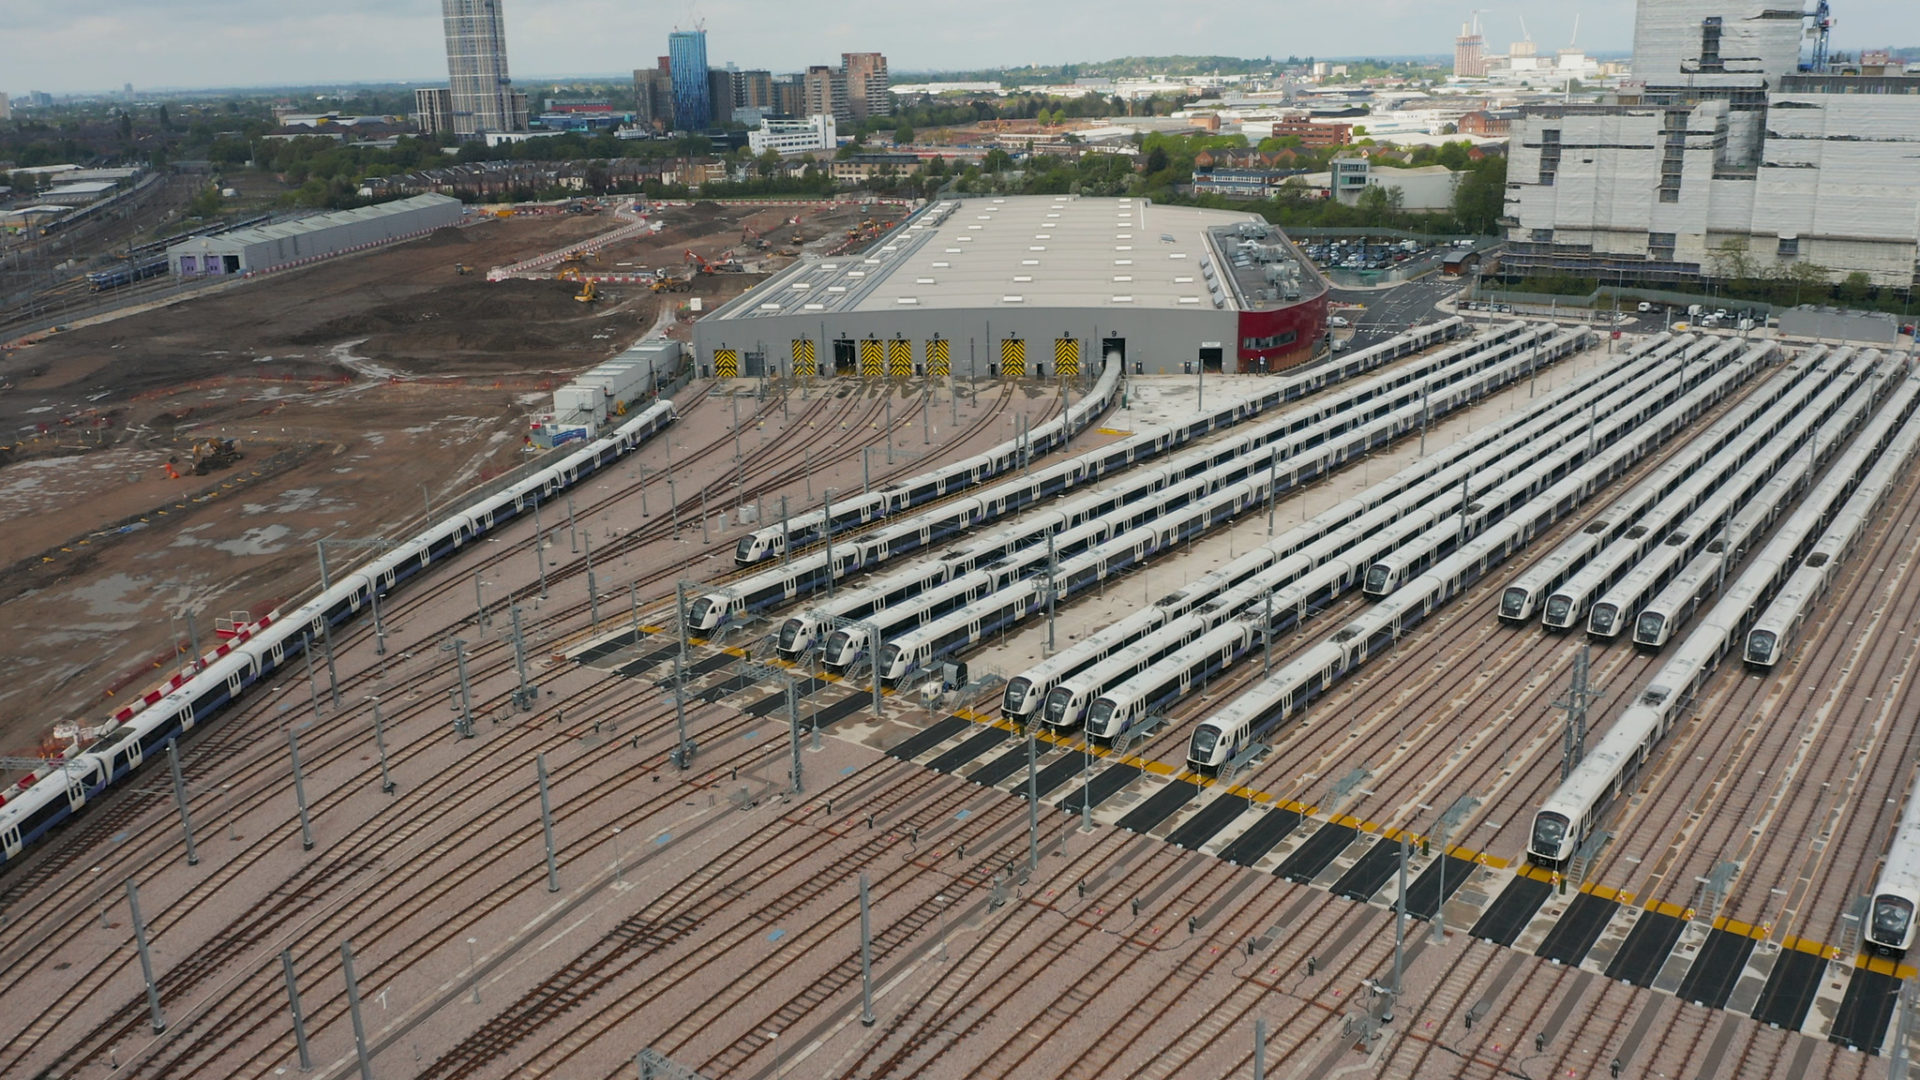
[0,196,907,758]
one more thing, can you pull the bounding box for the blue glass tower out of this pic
[667,30,711,131]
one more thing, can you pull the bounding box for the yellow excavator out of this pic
[575,279,598,303]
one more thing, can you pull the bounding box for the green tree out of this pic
[1450,156,1506,234]
[187,184,224,218]
[894,124,915,145]
[983,148,1012,174]
[1145,145,1170,174]
[1838,270,1873,305]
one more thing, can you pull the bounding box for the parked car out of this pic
[1329,315,1351,328]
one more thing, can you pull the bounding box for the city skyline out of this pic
[8,0,1920,96]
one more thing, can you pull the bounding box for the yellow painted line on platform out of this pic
[1095,427,1134,437]
[1647,900,1689,919]
[1859,955,1919,978]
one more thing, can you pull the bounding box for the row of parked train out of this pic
[689,318,1475,633]
[0,398,681,866]
[1177,333,1768,771]
[1519,353,1920,960]
[1499,346,1883,648]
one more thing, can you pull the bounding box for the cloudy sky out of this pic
[6,1,1916,95]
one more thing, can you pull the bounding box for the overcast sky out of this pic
[6,1,1917,95]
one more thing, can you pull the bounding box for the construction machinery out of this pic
[684,249,722,275]
[741,223,771,250]
[574,279,598,303]
[190,437,242,476]
[651,271,693,293]
[454,263,473,275]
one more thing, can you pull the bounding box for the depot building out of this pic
[692,196,1330,381]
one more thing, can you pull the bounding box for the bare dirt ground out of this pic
[0,198,902,760]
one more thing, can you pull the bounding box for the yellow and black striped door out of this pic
[1054,337,1081,379]
[791,338,816,377]
[713,347,738,379]
[859,338,884,377]
[927,337,950,378]
[1000,338,1026,378]
[888,338,912,379]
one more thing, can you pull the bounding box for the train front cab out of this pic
[1868,892,1917,956]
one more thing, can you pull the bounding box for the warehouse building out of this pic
[167,194,467,278]
[692,196,1329,380]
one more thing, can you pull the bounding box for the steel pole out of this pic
[534,499,548,598]
[341,940,375,1080]
[372,698,395,795]
[783,679,802,794]
[1255,1018,1267,1080]
[537,753,560,891]
[1027,732,1039,871]
[452,638,474,737]
[868,620,883,719]
[672,582,692,767]
[127,880,167,1033]
[568,494,578,553]
[320,617,342,710]
[886,395,895,464]
[859,872,876,1026]
[282,949,313,1071]
[823,490,835,599]
[370,584,386,656]
[289,730,314,850]
[584,532,599,628]
[1387,834,1407,1022]
[167,740,198,866]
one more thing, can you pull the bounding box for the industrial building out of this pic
[748,114,837,155]
[1504,0,1920,291]
[166,195,466,278]
[692,196,1328,380]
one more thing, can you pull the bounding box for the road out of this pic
[1328,278,1464,347]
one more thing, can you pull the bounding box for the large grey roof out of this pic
[711,196,1303,322]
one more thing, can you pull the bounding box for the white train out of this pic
[1085,623,1254,742]
[1538,342,1816,631]
[1633,360,1892,648]
[0,397,679,867]
[695,321,1553,635]
[1586,354,1878,639]
[732,318,1477,568]
[1187,350,1757,772]
[1497,336,1743,621]
[1530,382,1920,866]
[1747,370,1920,668]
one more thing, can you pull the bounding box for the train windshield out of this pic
[1872,896,1914,944]
[1190,726,1220,760]
[823,630,854,659]
[1531,812,1569,857]
[687,598,717,627]
[879,645,905,675]
[1500,588,1528,618]
[1589,606,1616,633]
[1043,688,1073,724]
[1544,595,1572,624]
[1087,699,1118,732]
[1746,631,1776,663]
[735,537,758,562]
[1635,613,1665,642]
[777,619,805,652]
[1364,564,1391,593]
[1003,678,1033,713]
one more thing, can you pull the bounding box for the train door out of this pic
[67,773,88,810]
[833,338,856,376]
